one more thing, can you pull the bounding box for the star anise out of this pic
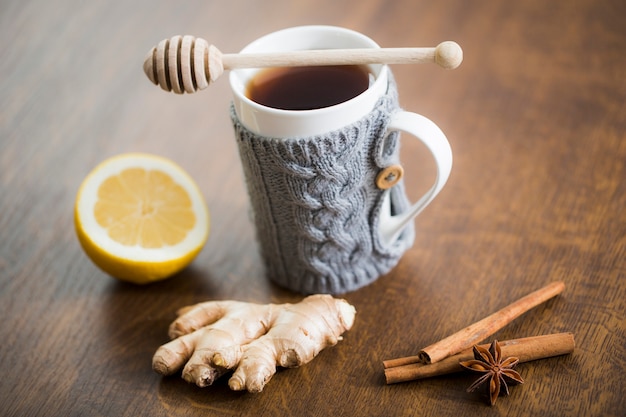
[459,340,524,406]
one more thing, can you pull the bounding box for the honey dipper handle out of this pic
[222,42,463,70]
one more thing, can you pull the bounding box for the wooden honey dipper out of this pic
[143,35,463,94]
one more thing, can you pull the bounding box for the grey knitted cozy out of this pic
[231,75,415,294]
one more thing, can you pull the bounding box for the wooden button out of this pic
[376,164,404,189]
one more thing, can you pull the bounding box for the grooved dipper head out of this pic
[143,35,221,94]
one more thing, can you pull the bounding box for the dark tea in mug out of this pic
[246,65,371,111]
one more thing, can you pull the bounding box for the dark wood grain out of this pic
[1,0,624,416]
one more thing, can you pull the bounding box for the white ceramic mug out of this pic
[230,26,452,244]
[229,26,452,293]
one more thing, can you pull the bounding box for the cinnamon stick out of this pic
[384,332,575,384]
[414,281,565,365]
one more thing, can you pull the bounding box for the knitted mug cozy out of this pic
[231,75,415,294]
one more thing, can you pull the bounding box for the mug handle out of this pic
[378,111,453,244]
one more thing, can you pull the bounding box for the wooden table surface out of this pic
[1,0,624,416]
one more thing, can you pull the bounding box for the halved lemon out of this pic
[74,153,210,284]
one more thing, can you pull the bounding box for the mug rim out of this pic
[229,25,389,136]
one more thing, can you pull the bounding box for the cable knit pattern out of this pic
[231,76,415,294]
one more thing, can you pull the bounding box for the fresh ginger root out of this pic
[152,294,356,393]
